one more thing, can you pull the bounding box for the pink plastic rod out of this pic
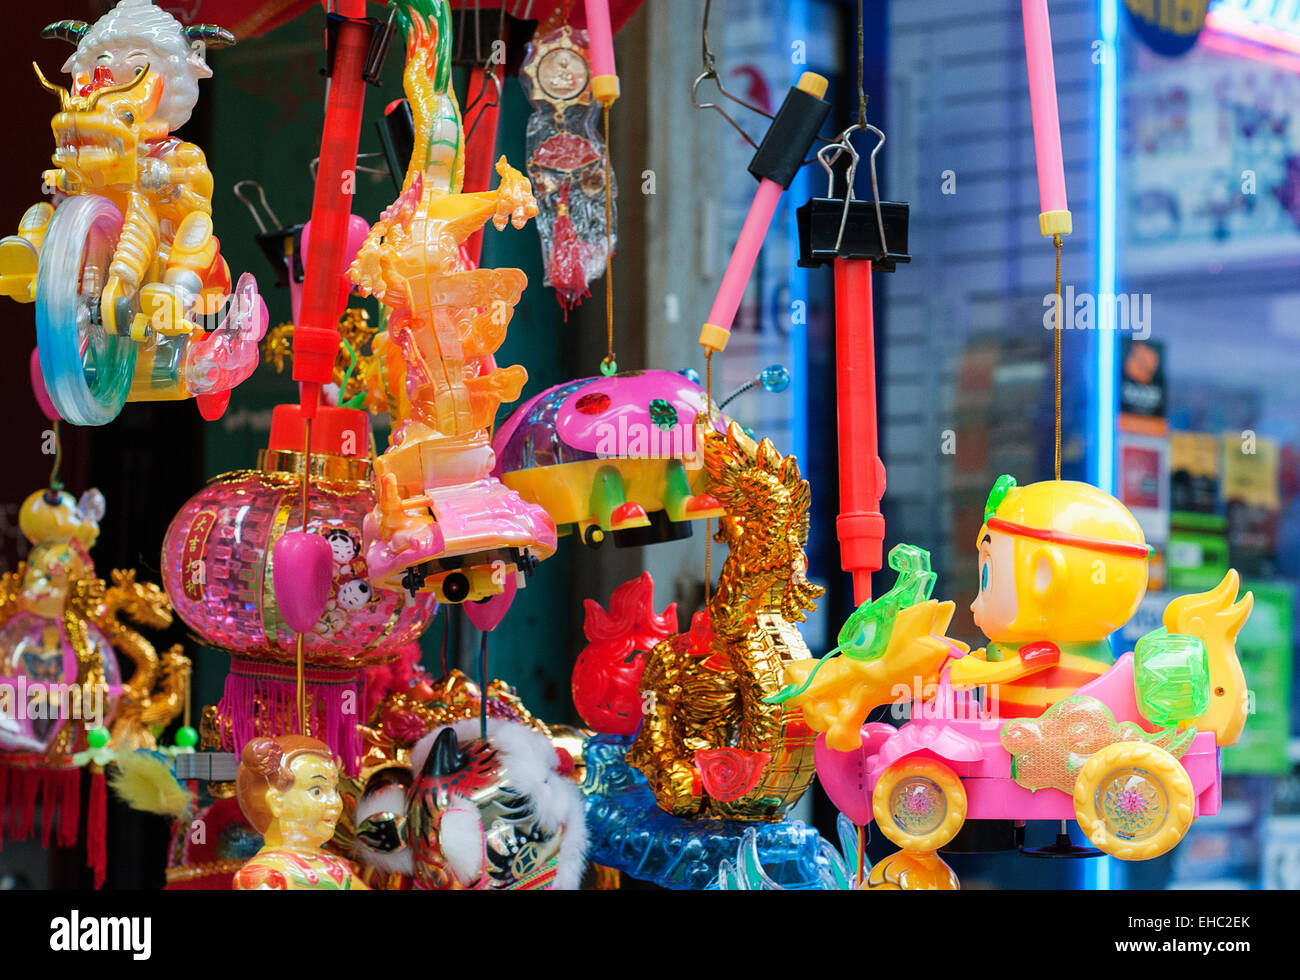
[703,178,783,345]
[585,0,616,79]
[1022,0,1069,216]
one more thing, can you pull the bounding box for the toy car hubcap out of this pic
[1095,767,1167,841]
[889,777,947,836]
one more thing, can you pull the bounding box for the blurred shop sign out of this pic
[1125,0,1209,56]
[1207,0,1300,44]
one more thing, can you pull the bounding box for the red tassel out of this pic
[40,770,56,848]
[550,185,590,318]
[87,769,107,889]
[13,768,39,840]
[59,768,80,849]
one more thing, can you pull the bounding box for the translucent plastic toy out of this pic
[782,478,1254,882]
[571,572,678,734]
[347,0,555,603]
[493,369,727,548]
[161,405,437,770]
[583,735,838,890]
[1,485,190,885]
[234,735,367,890]
[1,1,265,425]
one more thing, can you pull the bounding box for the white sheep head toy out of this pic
[43,0,234,132]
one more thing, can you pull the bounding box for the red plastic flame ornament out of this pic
[272,531,334,633]
[572,573,677,734]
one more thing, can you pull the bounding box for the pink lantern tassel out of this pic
[216,660,366,775]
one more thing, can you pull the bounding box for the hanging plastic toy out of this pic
[777,479,1253,887]
[348,0,556,604]
[234,734,367,890]
[0,485,191,886]
[520,23,616,316]
[161,405,438,773]
[0,0,267,425]
[627,422,824,819]
[492,369,726,548]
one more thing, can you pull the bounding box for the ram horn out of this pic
[40,20,89,46]
[183,24,237,49]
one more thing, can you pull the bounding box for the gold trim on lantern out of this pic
[257,449,372,483]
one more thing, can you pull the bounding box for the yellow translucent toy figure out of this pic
[949,476,1152,717]
[234,735,368,890]
[347,0,555,602]
[1,1,235,336]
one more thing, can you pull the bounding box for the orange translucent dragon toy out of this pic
[348,0,556,604]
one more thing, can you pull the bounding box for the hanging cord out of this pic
[439,605,449,675]
[601,103,616,374]
[478,630,489,741]
[704,349,714,605]
[296,418,313,735]
[856,0,866,129]
[48,419,63,491]
[1053,233,1062,481]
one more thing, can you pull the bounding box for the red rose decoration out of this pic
[694,748,772,802]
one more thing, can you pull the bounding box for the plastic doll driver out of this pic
[233,735,368,890]
[950,475,1153,718]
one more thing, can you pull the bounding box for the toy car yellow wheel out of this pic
[1072,742,1194,861]
[872,757,967,852]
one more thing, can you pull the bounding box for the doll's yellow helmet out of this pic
[977,476,1150,642]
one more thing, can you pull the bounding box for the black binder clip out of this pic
[797,124,910,271]
[233,181,305,288]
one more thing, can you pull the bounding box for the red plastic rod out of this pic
[294,2,370,417]
[834,257,886,607]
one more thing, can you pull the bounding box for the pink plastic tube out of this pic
[1022,0,1069,218]
[701,179,783,351]
[585,0,616,79]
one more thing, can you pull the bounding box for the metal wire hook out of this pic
[817,122,890,260]
[464,64,503,143]
[309,152,391,183]
[232,179,280,234]
[817,131,860,253]
[691,70,767,150]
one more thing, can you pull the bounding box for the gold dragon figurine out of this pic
[0,489,189,761]
[627,421,824,820]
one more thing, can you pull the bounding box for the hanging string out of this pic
[48,419,63,491]
[1053,233,1062,481]
[296,417,313,736]
[856,0,866,129]
[601,103,616,374]
[478,630,489,741]
[439,605,449,676]
[704,349,714,605]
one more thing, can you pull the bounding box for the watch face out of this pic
[537,46,589,101]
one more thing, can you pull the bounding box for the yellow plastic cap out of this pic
[796,72,829,99]
[592,74,620,106]
[699,322,730,352]
[1039,209,1073,237]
